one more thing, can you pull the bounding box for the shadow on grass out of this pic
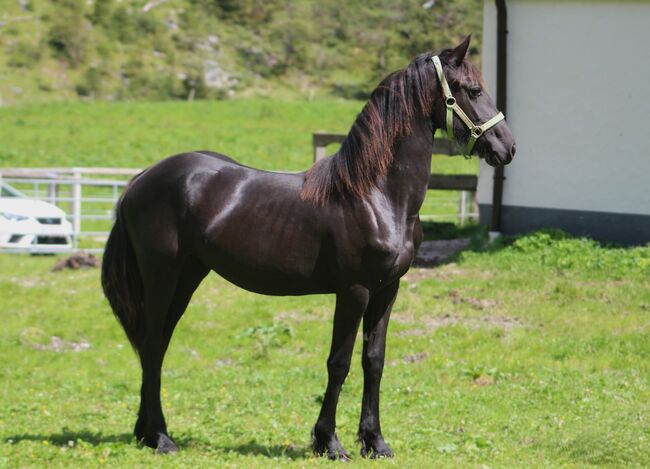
[215,440,311,459]
[5,429,135,446]
[418,220,529,266]
[5,431,313,460]
[415,221,493,268]
[420,220,486,242]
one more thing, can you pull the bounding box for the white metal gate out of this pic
[0,167,140,252]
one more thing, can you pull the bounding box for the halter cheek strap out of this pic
[431,55,505,156]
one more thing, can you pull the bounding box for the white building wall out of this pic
[478,0,650,216]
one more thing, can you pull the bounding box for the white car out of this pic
[0,183,73,253]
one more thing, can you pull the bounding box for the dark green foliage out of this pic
[7,41,42,68]
[91,0,114,27]
[2,0,483,103]
[75,63,113,98]
[211,0,279,26]
[46,0,89,67]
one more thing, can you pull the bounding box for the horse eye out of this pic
[468,87,482,99]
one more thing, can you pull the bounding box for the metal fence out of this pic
[1,161,478,254]
[0,167,140,252]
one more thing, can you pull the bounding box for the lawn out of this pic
[0,99,476,173]
[1,99,647,467]
[0,232,649,468]
[0,99,478,236]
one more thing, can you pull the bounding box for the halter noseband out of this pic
[431,55,504,157]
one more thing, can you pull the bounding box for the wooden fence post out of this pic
[459,190,468,226]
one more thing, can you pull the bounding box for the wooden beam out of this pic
[431,138,463,156]
[311,133,476,191]
[312,133,346,147]
[313,132,463,159]
[428,174,477,191]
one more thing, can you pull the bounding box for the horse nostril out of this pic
[509,143,517,158]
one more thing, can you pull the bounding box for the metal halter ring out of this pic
[445,97,456,107]
[471,127,484,138]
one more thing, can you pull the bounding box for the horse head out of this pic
[433,35,516,167]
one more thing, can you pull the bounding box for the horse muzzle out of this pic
[485,142,516,167]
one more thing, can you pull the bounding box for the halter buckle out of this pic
[471,127,484,138]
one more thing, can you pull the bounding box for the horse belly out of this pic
[209,258,329,296]
[199,222,330,296]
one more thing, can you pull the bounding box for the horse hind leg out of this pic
[161,258,208,350]
[134,257,208,453]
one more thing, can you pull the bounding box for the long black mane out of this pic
[301,53,436,204]
[300,49,486,204]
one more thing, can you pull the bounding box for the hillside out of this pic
[0,0,482,104]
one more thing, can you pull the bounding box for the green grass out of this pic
[0,100,477,173]
[0,231,649,468]
[0,100,478,232]
[0,100,361,170]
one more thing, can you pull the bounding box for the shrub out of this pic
[91,0,114,27]
[7,42,42,68]
[498,230,650,278]
[47,0,88,67]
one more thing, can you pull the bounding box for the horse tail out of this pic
[101,197,144,352]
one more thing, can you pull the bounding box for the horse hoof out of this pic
[322,449,351,462]
[359,435,393,459]
[155,433,179,454]
[312,429,351,461]
[337,451,352,462]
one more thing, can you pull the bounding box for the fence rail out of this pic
[1,137,478,254]
[313,132,479,224]
[0,167,140,253]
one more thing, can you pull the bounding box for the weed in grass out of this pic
[241,322,294,359]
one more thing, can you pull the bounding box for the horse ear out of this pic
[450,35,471,66]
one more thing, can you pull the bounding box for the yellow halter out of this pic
[431,56,505,156]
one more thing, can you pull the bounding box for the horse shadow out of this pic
[4,430,312,460]
[4,429,135,446]
[214,440,311,459]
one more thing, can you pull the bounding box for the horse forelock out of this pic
[301,53,437,204]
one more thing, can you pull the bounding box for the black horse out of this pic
[102,36,515,460]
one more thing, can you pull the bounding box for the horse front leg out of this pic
[358,281,399,458]
[313,285,369,461]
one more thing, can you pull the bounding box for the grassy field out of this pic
[0,231,649,468]
[0,100,478,236]
[2,99,647,467]
[0,100,476,173]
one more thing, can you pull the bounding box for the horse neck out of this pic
[382,116,434,217]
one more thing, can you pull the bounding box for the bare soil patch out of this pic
[387,351,430,366]
[413,239,471,267]
[52,252,100,271]
[447,289,503,310]
[396,313,525,337]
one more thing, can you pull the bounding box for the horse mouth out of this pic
[483,150,514,167]
[482,142,516,167]
[484,153,504,167]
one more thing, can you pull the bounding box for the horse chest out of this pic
[364,234,415,283]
